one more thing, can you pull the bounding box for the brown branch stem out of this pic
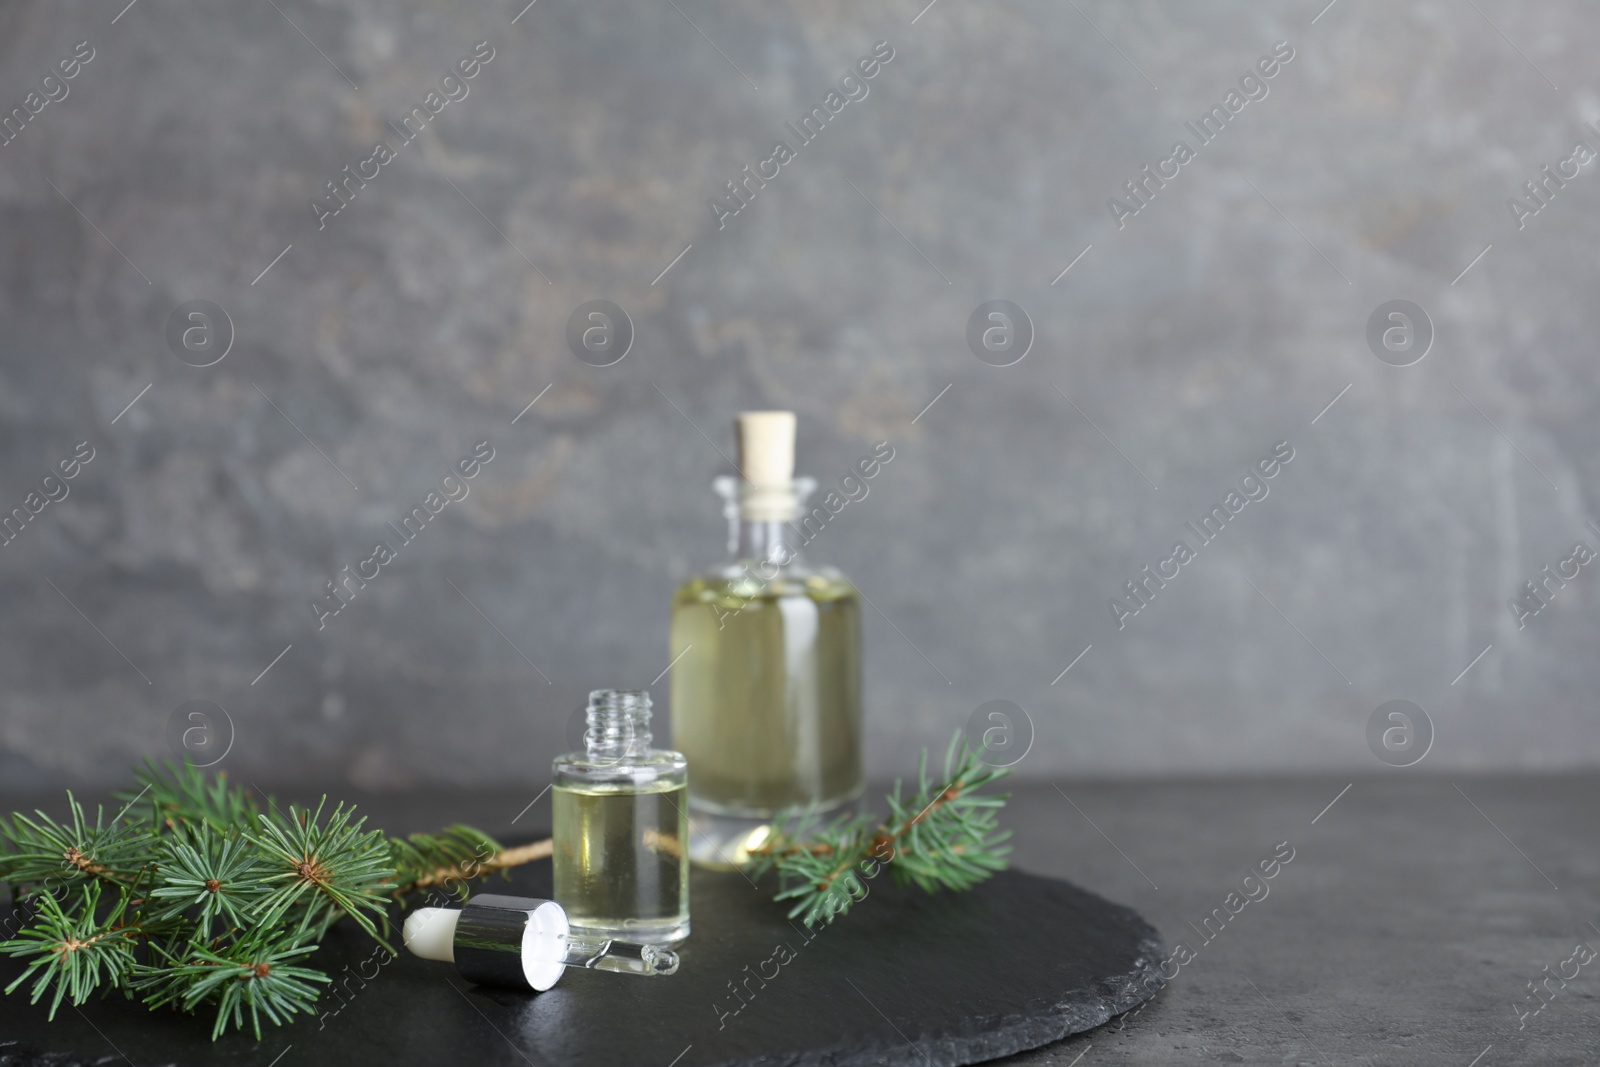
[399,838,553,894]
[748,783,969,895]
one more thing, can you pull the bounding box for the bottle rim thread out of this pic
[585,689,652,757]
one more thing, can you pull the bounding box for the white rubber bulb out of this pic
[403,907,460,964]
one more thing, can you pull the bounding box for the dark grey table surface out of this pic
[996,775,1599,1067]
[1,775,1595,1065]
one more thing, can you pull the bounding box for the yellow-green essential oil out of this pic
[551,690,689,946]
[669,570,861,815]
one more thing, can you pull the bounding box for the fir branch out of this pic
[0,881,139,1020]
[134,927,328,1041]
[0,793,149,891]
[248,799,396,945]
[120,759,260,835]
[388,824,502,899]
[148,829,264,940]
[744,732,1012,928]
[0,764,562,1041]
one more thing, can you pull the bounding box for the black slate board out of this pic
[0,850,1163,1067]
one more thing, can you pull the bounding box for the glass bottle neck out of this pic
[585,689,652,759]
[735,519,802,568]
[716,474,815,568]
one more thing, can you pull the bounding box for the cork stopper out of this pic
[735,412,795,486]
[735,411,796,520]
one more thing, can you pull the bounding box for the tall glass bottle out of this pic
[669,411,863,867]
[552,689,689,946]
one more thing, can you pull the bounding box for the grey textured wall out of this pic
[2,0,1598,789]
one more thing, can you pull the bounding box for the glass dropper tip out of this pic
[563,934,680,977]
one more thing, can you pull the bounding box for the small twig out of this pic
[825,784,966,892]
[737,736,1012,928]
[750,781,972,899]
[484,839,553,871]
[400,839,553,893]
[750,784,967,862]
[751,839,836,858]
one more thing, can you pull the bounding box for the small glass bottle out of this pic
[552,689,689,946]
[669,411,864,867]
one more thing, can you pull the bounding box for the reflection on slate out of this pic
[0,843,1162,1067]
